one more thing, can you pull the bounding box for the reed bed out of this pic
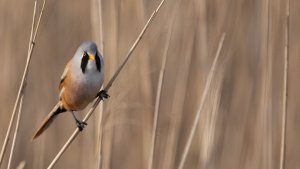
[0,0,298,169]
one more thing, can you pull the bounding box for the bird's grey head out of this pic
[74,41,102,73]
[78,41,98,55]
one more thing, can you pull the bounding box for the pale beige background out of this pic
[0,0,300,169]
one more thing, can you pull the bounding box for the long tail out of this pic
[32,102,66,140]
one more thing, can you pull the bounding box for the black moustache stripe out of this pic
[81,52,89,73]
[95,53,101,72]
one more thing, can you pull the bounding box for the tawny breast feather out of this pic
[59,63,103,111]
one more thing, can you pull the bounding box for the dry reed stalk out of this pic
[177,33,226,169]
[201,72,223,169]
[97,0,104,52]
[162,44,194,168]
[90,0,105,168]
[279,0,290,169]
[197,0,208,62]
[46,1,166,168]
[103,0,165,92]
[101,1,118,168]
[162,4,195,169]
[136,3,153,165]
[0,0,46,166]
[27,1,38,56]
[6,2,37,168]
[261,0,273,168]
[148,20,174,169]
[7,95,24,169]
[195,0,208,167]
[96,112,104,169]
[15,161,26,169]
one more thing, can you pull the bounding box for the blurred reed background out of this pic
[0,0,299,169]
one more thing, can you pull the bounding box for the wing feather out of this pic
[59,61,71,90]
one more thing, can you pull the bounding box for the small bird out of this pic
[32,41,108,140]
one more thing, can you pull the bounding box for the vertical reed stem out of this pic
[279,1,290,168]
[177,33,226,169]
[148,21,174,169]
[0,0,45,166]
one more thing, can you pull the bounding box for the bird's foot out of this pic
[75,120,87,131]
[97,90,110,100]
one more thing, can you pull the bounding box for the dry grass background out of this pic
[0,0,300,169]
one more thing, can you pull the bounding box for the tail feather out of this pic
[32,102,66,140]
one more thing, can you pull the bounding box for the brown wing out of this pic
[59,61,71,90]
